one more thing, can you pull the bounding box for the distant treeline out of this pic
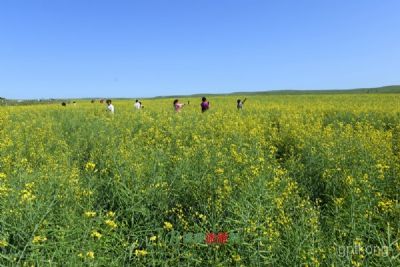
[2,85,400,105]
[151,85,400,99]
[0,98,74,106]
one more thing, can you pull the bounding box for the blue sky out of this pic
[1,0,400,99]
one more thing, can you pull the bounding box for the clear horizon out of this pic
[1,0,400,99]
[3,84,400,101]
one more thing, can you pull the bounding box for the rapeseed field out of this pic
[0,94,399,266]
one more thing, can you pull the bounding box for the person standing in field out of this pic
[134,99,141,109]
[200,97,210,112]
[106,99,114,114]
[173,99,185,112]
[237,98,247,110]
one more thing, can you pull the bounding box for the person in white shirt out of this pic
[106,99,114,113]
[237,98,247,110]
[134,99,141,109]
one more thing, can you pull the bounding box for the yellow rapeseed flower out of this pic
[0,239,8,248]
[135,249,148,257]
[334,197,344,206]
[232,254,241,262]
[106,211,116,217]
[150,235,157,241]
[20,189,36,203]
[85,162,96,172]
[163,221,173,230]
[0,185,10,197]
[198,213,207,221]
[378,199,394,213]
[32,235,47,244]
[20,183,36,203]
[86,251,95,259]
[84,211,96,218]
[105,219,117,229]
[90,230,102,239]
[215,168,224,175]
